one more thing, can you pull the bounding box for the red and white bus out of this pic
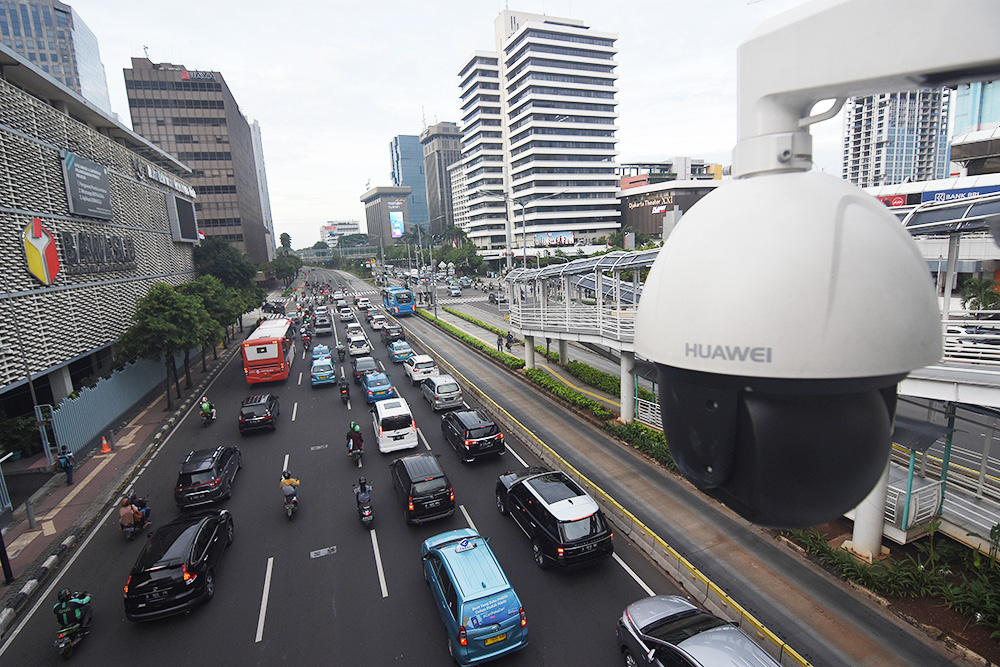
[242,318,295,384]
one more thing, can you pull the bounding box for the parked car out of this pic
[348,335,371,356]
[173,447,242,508]
[310,358,336,387]
[388,340,415,363]
[351,356,380,384]
[403,354,439,385]
[381,324,406,345]
[372,397,418,453]
[123,509,234,621]
[420,529,528,664]
[238,394,280,434]
[390,452,455,523]
[421,374,463,411]
[442,410,504,463]
[361,371,397,403]
[615,595,782,667]
[370,314,387,330]
[339,307,355,321]
[495,467,613,569]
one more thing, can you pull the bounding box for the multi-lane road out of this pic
[0,267,680,665]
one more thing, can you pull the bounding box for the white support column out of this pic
[942,234,961,318]
[525,335,535,369]
[49,366,74,404]
[844,457,891,563]
[620,350,635,423]
[558,339,568,365]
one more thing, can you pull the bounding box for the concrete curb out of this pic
[0,336,245,640]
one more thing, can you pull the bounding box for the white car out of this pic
[357,297,371,309]
[339,307,355,322]
[370,314,387,330]
[403,354,440,386]
[346,322,365,338]
[347,335,371,356]
[333,290,345,300]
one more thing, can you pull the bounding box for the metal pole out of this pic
[521,202,527,269]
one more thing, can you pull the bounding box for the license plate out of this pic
[393,435,404,441]
[147,590,167,600]
[426,500,440,508]
[484,633,507,646]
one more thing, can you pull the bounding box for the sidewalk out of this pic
[0,321,249,634]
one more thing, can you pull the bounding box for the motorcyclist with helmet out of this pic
[199,396,216,421]
[346,422,364,456]
[119,495,151,530]
[354,476,373,505]
[280,470,300,499]
[53,589,92,632]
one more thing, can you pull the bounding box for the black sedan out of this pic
[123,509,234,621]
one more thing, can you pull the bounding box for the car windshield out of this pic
[356,359,377,371]
[135,522,201,569]
[241,405,269,417]
[381,415,412,431]
[438,383,459,393]
[641,609,730,644]
[313,363,332,373]
[469,424,499,439]
[559,512,607,541]
[413,477,447,494]
[177,470,216,487]
[369,377,389,388]
[350,340,366,348]
[415,361,435,370]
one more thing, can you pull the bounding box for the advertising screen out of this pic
[534,231,574,247]
[389,211,405,238]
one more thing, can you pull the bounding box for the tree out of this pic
[265,254,303,285]
[177,276,231,368]
[960,276,1000,313]
[337,233,368,248]
[280,233,292,253]
[194,237,257,289]
[312,241,329,250]
[116,283,208,411]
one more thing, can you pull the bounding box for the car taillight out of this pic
[408,497,414,511]
[124,575,131,594]
[367,390,374,396]
[464,440,472,449]
[520,607,527,627]
[411,421,417,432]
[557,547,565,559]
[458,626,467,646]
[378,426,383,437]
[449,488,454,502]
[183,563,197,583]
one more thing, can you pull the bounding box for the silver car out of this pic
[616,596,781,667]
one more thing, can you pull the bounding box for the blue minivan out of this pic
[421,529,528,665]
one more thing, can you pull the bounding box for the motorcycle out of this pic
[339,380,350,404]
[200,410,215,427]
[283,489,298,519]
[54,594,91,659]
[348,441,363,466]
[120,495,151,541]
[302,336,311,351]
[336,344,346,361]
[354,484,374,529]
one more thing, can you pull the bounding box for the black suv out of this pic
[238,394,279,434]
[124,509,234,621]
[495,467,613,569]
[381,324,405,345]
[174,446,242,508]
[441,410,505,462]
[389,453,455,524]
[351,356,380,383]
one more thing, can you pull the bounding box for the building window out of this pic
[55,10,69,29]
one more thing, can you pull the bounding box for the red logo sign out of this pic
[23,217,60,285]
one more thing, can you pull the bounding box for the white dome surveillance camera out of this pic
[633,0,998,528]
[636,172,941,527]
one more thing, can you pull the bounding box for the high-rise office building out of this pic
[458,11,620,261]
[251,120,276,261]
[950,81,1000,176]
[0,1,112,115]
[419,122,462,235]
[841,89,950,188]
[320,220,361,247]
[449,160,470,235]
[390,135,428,232]
[125,58,273,264]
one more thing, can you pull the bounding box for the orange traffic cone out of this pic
[100,436,112,454]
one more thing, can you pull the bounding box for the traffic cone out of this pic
[100,436,112,454]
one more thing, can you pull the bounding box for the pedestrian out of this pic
[58,446,76,485]
[505,332,513,352]
[497,333,504,352]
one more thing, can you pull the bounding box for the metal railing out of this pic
[510,303,637,342]
[884,480,943,530]
[636,396,661,430]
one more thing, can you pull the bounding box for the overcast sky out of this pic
[70,0,842,248]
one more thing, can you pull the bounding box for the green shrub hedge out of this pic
[525,368,613,420]
[416,309,524,369]
[601,421,675,471]
[565,360,655,401]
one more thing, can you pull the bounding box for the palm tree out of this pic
[960,276,1000,314]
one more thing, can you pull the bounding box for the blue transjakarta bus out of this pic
[382,286,415,315]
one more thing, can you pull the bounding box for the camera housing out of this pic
[635,172,941,528]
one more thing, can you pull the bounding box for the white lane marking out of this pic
[255,557,274,642]
[371,530,389,598]
[505,444,528,468]
[282,453,289,471]
[613,553,655,597]
[417,427,431,451]
[292,402,298,421]
[460,504,478,533]
[298,371,302,385]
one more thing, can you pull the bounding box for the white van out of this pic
[372,397,418,453]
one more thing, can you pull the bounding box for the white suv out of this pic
[403,354,439,385]
[347,335,371,356]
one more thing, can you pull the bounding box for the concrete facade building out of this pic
[320,220,361,247]
[842,89,951,188]
[251,120,275,261]
[0,44,196,416]
[360,186,411,251]
[125,58,274,264]
[449,160,470,234]
[419,122,462,235]
[390,135,428,232]
[0,1,112,115]
[951,81,1000,176]
[618,159,722,190]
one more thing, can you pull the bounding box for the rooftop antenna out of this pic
[143,45,150,59]
[421,105,426,130]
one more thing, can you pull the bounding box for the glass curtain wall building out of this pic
[0,1,112,115]
[390,134,429,232]
[951,81,1000,176]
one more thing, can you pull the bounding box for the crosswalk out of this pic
[439,296,488,304]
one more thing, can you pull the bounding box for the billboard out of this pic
[389,211,405,238]
[61,151,114,220]
[920,185,1000,203]
[534,231,574,247]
